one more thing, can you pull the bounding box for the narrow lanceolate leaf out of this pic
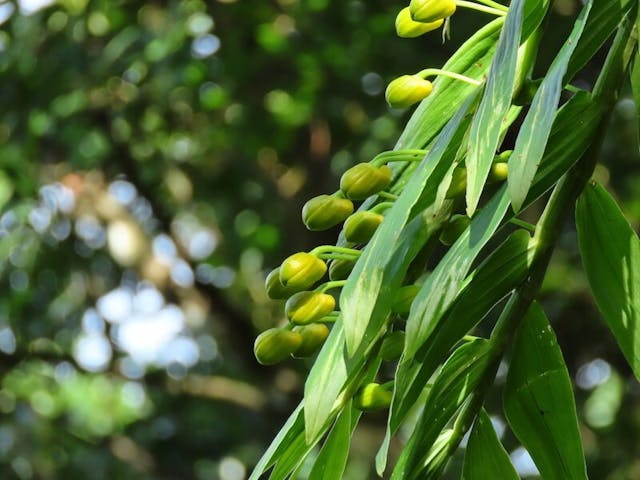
[465,0,524,217]
[508,1,592,212]
[249,403,305,480]
[462,410,518,480]
[391,339,495,480]
[341,91,478,358]
[576,182,640,380]
[376,229,534,475]
[504,302,587,480]
[632,7,640,150]
[308,404,356,480]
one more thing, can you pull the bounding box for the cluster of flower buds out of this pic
[387,0,508,109]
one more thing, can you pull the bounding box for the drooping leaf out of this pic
[462,409,518,480]
[340,91,479,358]
[376,229,533,475]
[465,0,524,216]
[576,182,640,380]
[632,6,640,150]
[504,302,587,480]
[391,339,495,480]
[308,403,356,480]
[508,1,592,212]
[564,0,636,83]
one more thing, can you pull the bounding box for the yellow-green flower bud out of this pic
[292,324,330,357]
[410,0,456,23]
[279,252,327,290]
[489,162,508,182]
[344,211,384,244]
[392,284,421,316]
[340,163,392,200]
[445,166,467,199]
[385,75,433,109]
[302,195,354,231]
[439,214,470,245]
[354,383,393,411]
[253,328,303,365]
[380,331,405,361]
[395,7,444,38]
[265,267,303,300]
[329,257,356,281]
[285,291,336,325]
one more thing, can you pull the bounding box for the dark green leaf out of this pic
[576,182,640,380]
[463,409,518,480]
[504,302,587,480]
[465,0,524,216]
[308,404,356,480]
[508,2,592,212]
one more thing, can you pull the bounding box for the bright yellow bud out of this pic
[395,7,444,38]
[302,195,354,231]
[340,163,392,200]
[285,291,336,325]
[385,75,433,109]
[279,252,327,290]
[354,383,393,411]
[253,328,303,365]
[410,0,456,23]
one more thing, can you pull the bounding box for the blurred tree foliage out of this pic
[0,0,638,478]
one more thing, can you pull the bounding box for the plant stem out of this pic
[311,245,361,257]
[416,68,483,86]
[455,0,507,17]
[316,280,347,293]
[469,0,508,12]
[371,149,428,166]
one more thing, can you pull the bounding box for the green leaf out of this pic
[508,1,592,212]
[503,302,587,480]
[463,409,518,480]
[248,403,305,480]
[308,404,356,480]
[341,91,479,358]
[632,7,640,150]
[564,0,636,83]
[391,339,495,480]
[376,228,533,475]
[465,0,524,216]
[576,182,640,380]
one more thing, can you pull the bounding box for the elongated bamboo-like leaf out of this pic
[376,229,533,475]
[308,404,356,480]
[564,0,635,83]
[465,0,524,217]
[632,7,640,150]
[509,2,592,212]
[341,92,478,359]
[576,182,640,380]
[391,339,495,480]
[463,410,518,480]
[249,403,305,480]
[504,302,587,480]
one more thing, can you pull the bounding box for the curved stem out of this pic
[311,245,361,257]
[371,201,394,214]
[371,149,428,166]
[316,280,347,293]
[455,0,507,17]
[416,68,483,86]
[317,253,361,261]
[467,0,508,13]
[377,191,399,201]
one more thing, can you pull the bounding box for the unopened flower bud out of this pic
[254,328,303,365]
[380,331,405,361]
[385,75,433,109]
[280,252,327,290]
[392,284,421,316]
[329,257,356,281]
[410,0,456,23]
[446,166,467,199]
[489,151,510,182]
[354,383,393,411]
[344,211,384,243]
[439,214,470,245]
[302,195,354,231]
[285,291,336,325]
[292,324,330,357]
[265,267,303,300]
[395,7,444,38]
[340,163,392,200]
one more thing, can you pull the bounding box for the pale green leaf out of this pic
[508,1,592,212]
[463,409,518,480]
[308,404,355,480]
[576,182,640,380]
[465,0,524,216]
[504,302,587,480]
